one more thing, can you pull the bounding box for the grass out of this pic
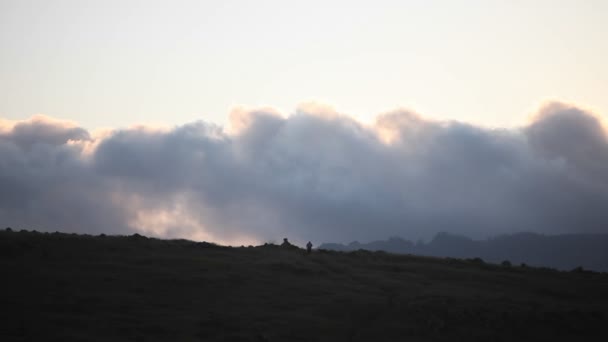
[1,229,608,341]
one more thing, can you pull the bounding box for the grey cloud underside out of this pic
[1,102,608,244]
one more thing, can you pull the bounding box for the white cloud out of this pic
[1,102,607,245]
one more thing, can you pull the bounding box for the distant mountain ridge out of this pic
[320,232,608,272]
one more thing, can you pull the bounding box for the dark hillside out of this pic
[1,229,608,341]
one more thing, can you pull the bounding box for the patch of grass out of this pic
[1,229,608,341]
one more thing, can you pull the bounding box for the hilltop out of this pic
[1,229,608,341]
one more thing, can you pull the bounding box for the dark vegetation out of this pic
[321,232,608,271]
[2,229,608,341]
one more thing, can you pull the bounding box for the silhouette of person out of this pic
[281,238,291,247]
[306,241,313,254]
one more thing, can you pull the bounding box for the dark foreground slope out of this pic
[1,230,608,342]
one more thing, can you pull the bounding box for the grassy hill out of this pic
[1,229,608,341]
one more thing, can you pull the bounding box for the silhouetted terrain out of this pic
[2,229,608,341]
[321,232,608,272]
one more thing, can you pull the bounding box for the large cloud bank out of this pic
[1,102,607,245]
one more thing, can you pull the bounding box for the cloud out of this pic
[1,102,607,245]
[0,116,126,235]
[0,115,91,149]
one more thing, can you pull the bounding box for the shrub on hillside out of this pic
[572,266,585,273]
[467,257,485,264]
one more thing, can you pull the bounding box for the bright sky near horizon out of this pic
[1,0,607,129]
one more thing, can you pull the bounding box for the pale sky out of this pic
[1,0,607,129]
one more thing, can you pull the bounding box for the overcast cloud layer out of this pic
[1,102,607,245]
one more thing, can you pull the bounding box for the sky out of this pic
[1,0,607,128]
[1,1,608,246]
